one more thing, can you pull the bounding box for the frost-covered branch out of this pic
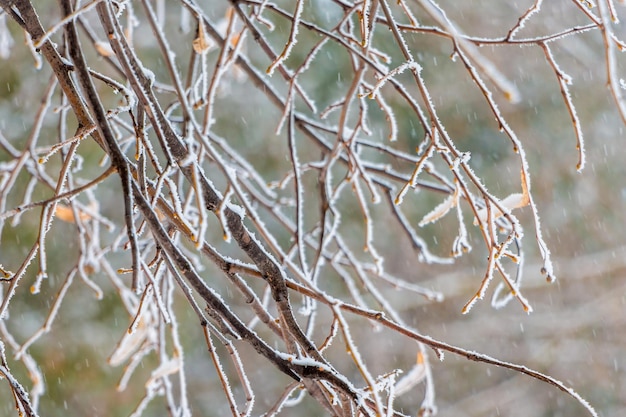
[0,0,620,415]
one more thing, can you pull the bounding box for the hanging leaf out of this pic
[192,22,213,54]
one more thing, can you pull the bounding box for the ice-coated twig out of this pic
[202,325,240,417]
[266,0,304,75]
[287,100,309,276]
[364,60,421,99]
[0,323,42,416]
[332,303,385,416]
[597,0,626,125]
[506,0,544,40]
[32,0,101,49]
[0,361,39,417]
[264,381,303,416]
[15,267,77,359]
[540,42,585,171]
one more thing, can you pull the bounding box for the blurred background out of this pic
[1,0,625,416]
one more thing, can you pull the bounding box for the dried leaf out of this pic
[146,357,181,386]
[54,204,91,223]
[229,31,242,49]
[94,41,114,57]
[394,353,427,396]
[109,314,154,367]
[475,170,530,224]
[193,22,212,54]
[419,187,458,227]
